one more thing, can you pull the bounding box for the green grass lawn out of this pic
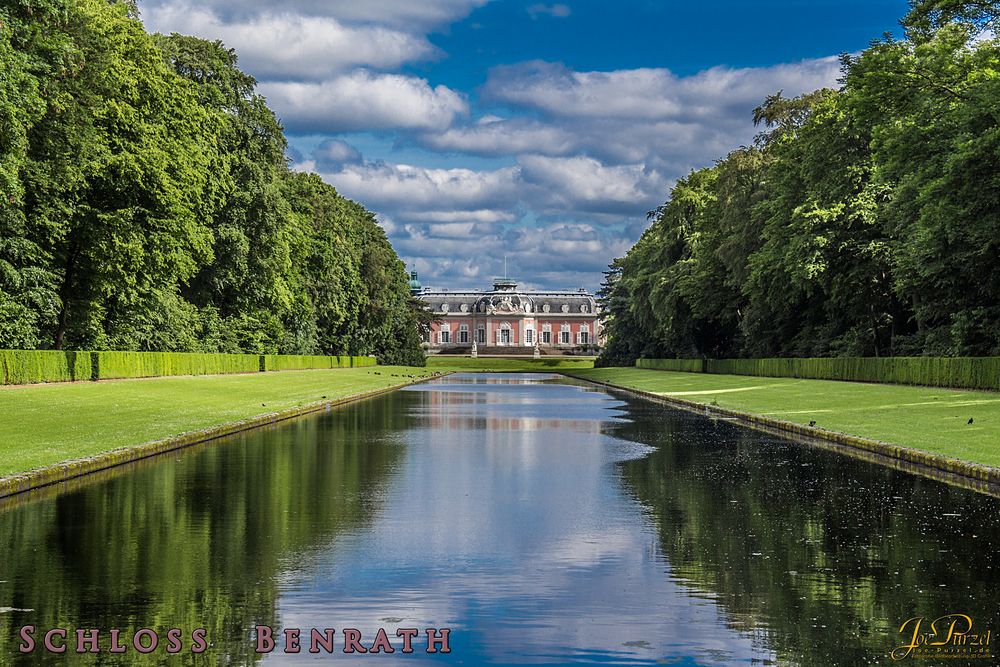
[0,366,439,477]
[568,367,1000,468]
[426,356,596,371]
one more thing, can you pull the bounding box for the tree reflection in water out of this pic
[605,390,1000,667]
[0,397,411,664]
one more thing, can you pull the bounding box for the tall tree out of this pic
[599,0,1000,364]
[0,1,426,362]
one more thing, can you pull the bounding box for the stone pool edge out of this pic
[566,373,1000,498]
[0,373,449,501]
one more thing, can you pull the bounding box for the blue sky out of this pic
[140,0,910,291]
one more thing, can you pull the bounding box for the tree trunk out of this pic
[52,242,81,350]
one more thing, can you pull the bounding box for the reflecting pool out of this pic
[0,373,997,665]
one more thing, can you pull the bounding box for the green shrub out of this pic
[271,355,331,371]
[636,358,704,373]
[704,357,1000,391]
[3,350,378,384]
[261,354,278,372]
[1,350,93,385]
[268,355,376,370]
[637,356,1000,390]
[92,352,260,380]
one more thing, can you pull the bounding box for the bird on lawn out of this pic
[968,417,974,424]
[808,420,816,427]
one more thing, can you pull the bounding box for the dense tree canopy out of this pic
[0,0,424,364]
[598,0,1000,365]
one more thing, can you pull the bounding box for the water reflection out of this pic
[0,400,409,664]
[594,382,1000,667]
[0,373,996,666]
[271,374,765,665]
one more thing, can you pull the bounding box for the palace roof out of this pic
[416,279,598,317]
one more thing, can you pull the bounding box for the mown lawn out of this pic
[426,356,596,371]
[567,367,1000,468]
[0,367,439,477]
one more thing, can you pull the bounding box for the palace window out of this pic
[498,322,512,344]
[525,329,533,344]
[440,331,451,344]
[477,326,486,343]
[459,324,469,343]
[542,331,551,344]
[579,324,590,345]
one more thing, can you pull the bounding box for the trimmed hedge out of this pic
[636,356,1000,391]
[2,350,379,385]
[636,358,705,373]
[260,355,374,372]
[1,350,93,385]
[272,355,341,371]
[93,352,262,380]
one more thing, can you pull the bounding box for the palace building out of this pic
[410,274,601,355]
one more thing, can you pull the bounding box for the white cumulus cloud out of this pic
[518,155,665,215]
[143,6,437,79]
[317,161,520,213]
[259,72,468,133]
[483,58,842,121]
[420,118,578,156]
[140,0,488,31]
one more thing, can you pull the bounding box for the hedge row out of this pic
[636,358,705,373]
[94,352,262,380]
[0,350,93,385]
[636,356,1000,391]
[260,355,375,371]
[1,350,377,385]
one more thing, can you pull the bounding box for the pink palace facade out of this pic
[411,275,601,354]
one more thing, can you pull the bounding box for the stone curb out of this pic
[0,374,446,501]
[566,374,1000,496]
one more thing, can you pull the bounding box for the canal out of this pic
[0,373,998,665]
